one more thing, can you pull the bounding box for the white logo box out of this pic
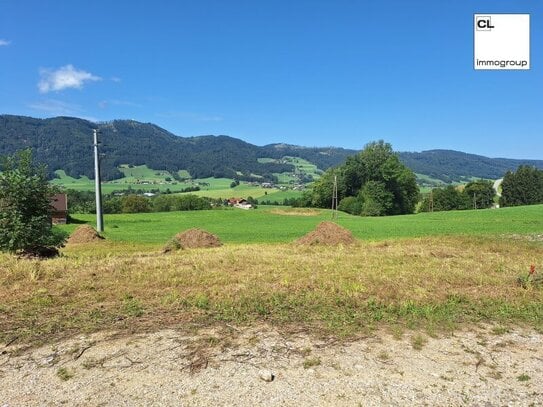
[474,14,530,70]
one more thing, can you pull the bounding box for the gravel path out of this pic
[1,325,542,406]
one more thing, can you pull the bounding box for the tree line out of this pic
[66,190,219,215]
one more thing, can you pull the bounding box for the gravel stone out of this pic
[1,324,542,406]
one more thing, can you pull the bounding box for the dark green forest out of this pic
[0,115,355,181]
[399,149,543,183]
[1,115,542,183]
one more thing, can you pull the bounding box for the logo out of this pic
[473,14,530,71]
[476,16,494,31]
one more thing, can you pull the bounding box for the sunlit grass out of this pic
[58,204,543,246]
[1,236,542,346]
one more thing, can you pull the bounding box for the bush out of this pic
[0,149,66,255]
[121,195,151,213]
[338,196,362,215]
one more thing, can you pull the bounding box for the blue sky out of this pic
[1,1,541,158]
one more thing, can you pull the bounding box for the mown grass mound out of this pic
[175,228,222,249]
[67,225,104,244]
[296,221,356,246]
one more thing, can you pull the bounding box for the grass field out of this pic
[51,169,288,198]
[59,205,543,245]
[260,156,323,184]
[2,204,542,347]
[117,164,171,182]
[52,169,177,193]
[2,234,542,345]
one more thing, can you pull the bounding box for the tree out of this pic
[359,181,394,216]
[500,166,543,207]
[463,180,495,209]
[419,185,467,212]
[121,195,151,213]
[310,141,419,216]
[338,196,362,215]
[0,149,65,255]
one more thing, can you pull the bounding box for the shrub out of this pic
[0,149,66,255]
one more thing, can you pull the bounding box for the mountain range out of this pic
[1,114,542,184]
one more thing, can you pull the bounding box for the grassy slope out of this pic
[52,169,279,197]
[60,204,543,245]
[260,156,323,184]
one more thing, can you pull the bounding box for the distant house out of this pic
[227,197,253,210]
[51,193,68,224]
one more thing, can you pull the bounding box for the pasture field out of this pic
[2,204,542,347]
[260,156,323,184]
[51,170,293,198]
[117,164,171,182]
[52,169,177,193]
[59,204,543,246]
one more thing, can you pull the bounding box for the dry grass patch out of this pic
[296,221,356,246]
[67,225,104,244]
[270,208,322,216]
[1,236,542,346]
[175,228,222,249]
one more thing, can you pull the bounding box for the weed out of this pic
[163,237,182,253]
[122,294,144,317]
[56,367,74,381]
[391,325,404,340]
[411,334,427,350]
[517,374,531,382]
[82,358,100,369]
[488,370,503,380]
[303,356,321,369]
[491,326,509,335]
[377,351,390,361]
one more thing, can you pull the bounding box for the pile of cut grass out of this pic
[58,204,543,245]
[1,235,542,346]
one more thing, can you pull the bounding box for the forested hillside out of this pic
[0,115,354,181]
[1,115,542,183]
[398,150,543,183]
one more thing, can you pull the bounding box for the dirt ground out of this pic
[1,324,542,406]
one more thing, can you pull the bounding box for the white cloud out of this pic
[38,64,101,93]
[0,39,11,46]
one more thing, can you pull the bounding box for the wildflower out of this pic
[529,264,536,275]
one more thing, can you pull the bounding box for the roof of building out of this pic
[51,193,67,212]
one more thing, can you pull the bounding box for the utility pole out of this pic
[93,129,104,232]
[331,175,338,219]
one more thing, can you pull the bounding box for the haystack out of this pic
[67,225,104,244]
[296,221,356,246]
[174,228,222,249]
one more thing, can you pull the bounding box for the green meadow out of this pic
[60,204,543,246]
[3,204,542,346]
[51,167,305,200]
